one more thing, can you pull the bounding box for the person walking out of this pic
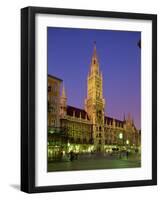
[126,151,129,159]
[70,151,74,161]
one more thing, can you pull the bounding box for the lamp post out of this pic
[67,141,70,153]
[118,132,123,158]
[119,133,123,147]
[126,139,129,145]
[126,139,130,151]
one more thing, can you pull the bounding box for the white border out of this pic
[35,14,152,186]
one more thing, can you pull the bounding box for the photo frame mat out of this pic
[35,13,152,187]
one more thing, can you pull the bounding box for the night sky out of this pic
[47,27,141,129]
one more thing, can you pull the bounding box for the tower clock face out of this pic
[97,110,102,117]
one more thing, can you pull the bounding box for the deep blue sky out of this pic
[48,27,141,129]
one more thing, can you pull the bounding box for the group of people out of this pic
[69,151,78,161]
[119,150,129,159]
[61,149,131,162]
[61,151,78,162]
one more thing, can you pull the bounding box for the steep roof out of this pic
[67,105,125,127]
[104,116,124,127]
[48,74,62,82]
[67,105,89,120]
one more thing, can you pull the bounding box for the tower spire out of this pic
[90,41,99,74]
[93,41,97,59]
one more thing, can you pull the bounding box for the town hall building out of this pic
[47,42,141,159]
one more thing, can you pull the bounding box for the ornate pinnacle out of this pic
[62,84,66,98]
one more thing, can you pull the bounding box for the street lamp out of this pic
[118,132,124,151]
[67,142,70,147]
[119,133,123,140]
[126,139,129,145]
[66,141,71,153]
[119,132,123,145]
[126,139,130,152]
[49,129,54,134]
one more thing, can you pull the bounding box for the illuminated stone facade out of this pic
[48,43,141,157]
[48,75,62,127]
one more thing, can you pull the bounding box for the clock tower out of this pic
[85,42,105,152]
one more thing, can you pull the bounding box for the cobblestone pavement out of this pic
[48,153,141,172]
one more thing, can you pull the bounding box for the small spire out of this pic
[123,113,126,121]
[113,118,115,127]
[132,117,134,125]
[128,112,131,121]
[93,41,98,60]
[79,112,82,119]
[62,84,66,98]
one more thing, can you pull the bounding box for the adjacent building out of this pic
[48,74,62,127]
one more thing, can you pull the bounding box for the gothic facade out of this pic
[48,43,141,158]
